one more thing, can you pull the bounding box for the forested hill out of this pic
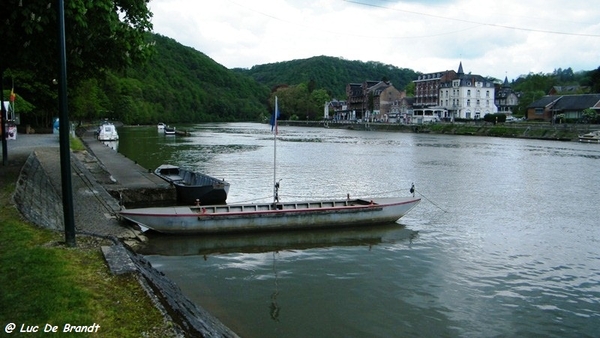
[114,37,419,124]
[118,34,271,123]
[233,56,419,98]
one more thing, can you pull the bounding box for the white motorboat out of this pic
[578,130,600,143]
[97,122,119,141]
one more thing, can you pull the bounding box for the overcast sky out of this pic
[149,0,600,82]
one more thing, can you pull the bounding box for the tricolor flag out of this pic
[269,96,280,133]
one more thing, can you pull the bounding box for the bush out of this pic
[483,113,506,124]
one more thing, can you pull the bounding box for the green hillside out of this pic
[10,32,600,127]
[116,34,271,123]
[234,56,419,98]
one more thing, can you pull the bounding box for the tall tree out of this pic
[0,0,154,122]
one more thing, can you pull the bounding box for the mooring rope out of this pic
[230,196,273,204]
[240,184,450,215]
[414,188,449,213]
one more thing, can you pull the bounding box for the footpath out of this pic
[0,131,239,338]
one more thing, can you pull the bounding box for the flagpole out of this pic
[273,96,278,203]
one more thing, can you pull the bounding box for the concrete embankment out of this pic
[8,131,239,338]
[280,120,599,141]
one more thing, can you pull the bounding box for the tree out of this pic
[584,66,600,93]
[1,0,154,125]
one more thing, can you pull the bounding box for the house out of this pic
[345,82,364,117]
[438,62,498,120]
[389,97,415,124]
[495,77,521,115]
[526,94,600,122]
[370,82,405,122]
[413,69,457,108]
[325,99,354,121]
[345,80,403,122]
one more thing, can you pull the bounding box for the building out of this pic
[370,82,405,122]
[413,69,457,108]
[526,94,600,122]
[439,62,497,120]
[495,77,521,115]
[389,97,415,124]
[345,80,404,122]
[346,81,379,120]
[325,99,354,121]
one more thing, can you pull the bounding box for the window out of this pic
[467,99,471,107]
[467,90,471,96]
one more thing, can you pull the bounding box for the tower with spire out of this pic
[495,76,521,115]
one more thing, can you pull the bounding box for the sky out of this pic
[149,0,600,82]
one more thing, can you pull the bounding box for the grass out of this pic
[0,166,177,337]
[70,134,85,152]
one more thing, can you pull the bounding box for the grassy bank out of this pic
[283,120,588,141]
[426,123,580,140]
[0,164,176,337]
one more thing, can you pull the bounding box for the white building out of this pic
[439,63,498,120]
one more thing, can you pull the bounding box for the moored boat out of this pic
[157,122,166,130]
[119,196,421,234]
[97,122,119,141]
[578,130,600,143]
[154,164,230,205]
[121,97,421,234]
[164,126,176,135]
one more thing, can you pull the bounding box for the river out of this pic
[116,123,600,338]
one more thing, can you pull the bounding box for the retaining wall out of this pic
[13,151,64,231]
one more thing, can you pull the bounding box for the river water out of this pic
[116,123,600,338]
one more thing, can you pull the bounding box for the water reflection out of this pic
[122,124,600,337]
[137,223,418,256]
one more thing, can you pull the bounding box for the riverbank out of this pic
[280,120,599,142]
[0,132,238,337]
[0,148,178,337]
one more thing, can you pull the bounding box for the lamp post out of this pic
[1,72,6,166]
[57,0,76,247]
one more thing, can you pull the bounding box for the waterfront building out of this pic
[495,77,521,115]
[345,80,403,122]
[439,62,498,120]
[413,69,457,108]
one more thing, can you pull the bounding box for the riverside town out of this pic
[2,1,600,337]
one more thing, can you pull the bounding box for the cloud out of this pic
[149,0,600,81]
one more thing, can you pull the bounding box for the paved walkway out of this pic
[1,133,59,157]
[81,129,168,188]
[1,130,166,240]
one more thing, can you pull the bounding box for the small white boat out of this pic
[578,130,600,143]
[119,197,421,234]
[157,122,166,130]
[164,126,176,135]
[97,122,119,141]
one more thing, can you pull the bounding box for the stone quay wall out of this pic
[12,151,64,231]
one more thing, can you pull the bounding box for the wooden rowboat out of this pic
[119,196,420,234]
